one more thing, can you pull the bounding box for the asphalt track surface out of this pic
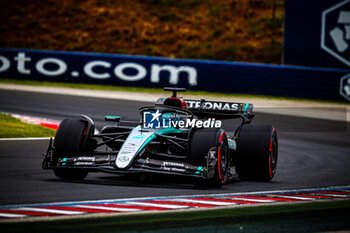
[0,89,350,206]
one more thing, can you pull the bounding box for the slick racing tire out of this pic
[53,118,89,180]
[190,128,229,188]
[54,118,88,157]
[235,124,278,181]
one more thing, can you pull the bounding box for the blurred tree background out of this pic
[0,0,284,63]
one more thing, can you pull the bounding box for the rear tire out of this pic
[53,118,89,180]
[190,128,229,188]
[235,124,278,181]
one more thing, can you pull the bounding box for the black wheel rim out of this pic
[270,134,278,175]
[219,139,229,179]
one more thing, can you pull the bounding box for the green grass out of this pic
[1,78,349,105]
[0,113,56,138]
[1,200,350,233]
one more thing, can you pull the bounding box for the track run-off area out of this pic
[0,86,349,221]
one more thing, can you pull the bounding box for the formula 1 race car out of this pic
[43,87,278,188]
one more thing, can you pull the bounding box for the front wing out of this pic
[43,142,210,179]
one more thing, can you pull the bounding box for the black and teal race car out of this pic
[43,87,278,188]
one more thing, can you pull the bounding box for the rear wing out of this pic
[185,99,254,121]
[157,88,254,122]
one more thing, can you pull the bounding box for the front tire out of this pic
[53,118,90,180]
[190,128,229,188]
[235,124,278,181]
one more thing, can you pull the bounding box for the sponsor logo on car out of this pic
[75,156,96,162]
[132,135,146,139]
[162,161,185,167]
[74,162,94,165]
[186,100,239,111]
[118,156,130,162]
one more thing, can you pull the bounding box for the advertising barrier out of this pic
[0,48,350,102]
[283,0,350,69]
